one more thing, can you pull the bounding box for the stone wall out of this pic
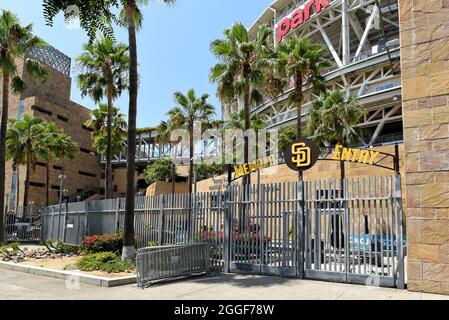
[399,0,449,295]
[146,181,189,196]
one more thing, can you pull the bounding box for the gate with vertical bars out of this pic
[37,175,405,288]
[224,175,405,289]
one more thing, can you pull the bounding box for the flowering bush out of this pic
[83,232,124,254]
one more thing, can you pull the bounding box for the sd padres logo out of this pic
[292,142,311,167]
[284,138,319,172]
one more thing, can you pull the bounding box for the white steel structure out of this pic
[247,0,402,147]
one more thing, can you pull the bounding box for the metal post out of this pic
[344,179,350,279]
[57,174,66,241]
[223,186,232,273]
[84,201,89,237]
[50,207,55,241]
[394,144,400,174]
[62,197,68,243]
[158,195,164,245]
[297,180,305,279]
[342,0,351,66]
[192,164,198,241]
[394,174,405,289]
[115,198,121,232]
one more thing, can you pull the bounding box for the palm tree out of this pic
[275,36,331,178]
[43,0,176,261]
[226,110,266,132]
[85,104,128,174]
[6,115,48,210]
[165,89,215,194]
[77,38,129,199]
[41,123,78,206]
[307,90,366,182]
[0,10,48,243]
[210,23,273,186]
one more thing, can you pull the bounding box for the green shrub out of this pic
[76,252,118,271]
[74,252,135,273]
[83,232,124,254]
[0,242,23,258]
[56,241,80,254]
[101,260,135,273]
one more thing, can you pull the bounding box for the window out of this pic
[53,165,63,171]
[36,162,47,167]
[113,185,118,192]
[57,115,69,122]
[18,100,26,120]
[31,105,52,116]
[80,147,96,156]
[78,171,97,178]
[51,185,60,191]
[29,182,45,188]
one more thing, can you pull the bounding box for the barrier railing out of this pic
[136,243,210,288]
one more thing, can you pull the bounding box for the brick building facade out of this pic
[1,46,102,209]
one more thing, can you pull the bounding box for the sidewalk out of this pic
[1,268,448,300]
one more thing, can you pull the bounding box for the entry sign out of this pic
[284,138,319,172]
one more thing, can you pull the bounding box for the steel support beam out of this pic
[342,0,351,65]
[354,4,379,60]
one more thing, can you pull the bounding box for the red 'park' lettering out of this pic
[277,0,330,44]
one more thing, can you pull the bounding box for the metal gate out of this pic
[303,175,405,288]
[4,207,42,243]
[225,175,405,289]
[226,183,300,277]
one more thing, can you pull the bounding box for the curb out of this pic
[0,261,136,287]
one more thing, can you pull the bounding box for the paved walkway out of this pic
[0,269,448,300]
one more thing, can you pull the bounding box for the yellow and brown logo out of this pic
[284,138,319,172]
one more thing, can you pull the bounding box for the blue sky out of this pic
[2,0,273,128]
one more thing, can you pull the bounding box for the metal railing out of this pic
[136,243,210,288]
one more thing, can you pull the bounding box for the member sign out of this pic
[284,138,319,172]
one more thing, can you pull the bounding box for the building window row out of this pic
[31,105,52,116]
[30,182,45,188]
[57,115,69,123]
[80,147,96,156]
[79,171,97,178]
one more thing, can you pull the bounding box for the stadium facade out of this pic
[232,0,449,296]
[247,0,403,148]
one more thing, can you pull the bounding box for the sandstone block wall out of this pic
[399,0,449,295]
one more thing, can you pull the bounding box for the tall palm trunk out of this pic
[23,150,31,212]
[106,86,113,199]
[45,162,50,206]
[123,0,138,261]
[0,70,10,244]
[15,167,19,212]
[188,124,194,195]
[295,73,304,181]
[242,77,251,187]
